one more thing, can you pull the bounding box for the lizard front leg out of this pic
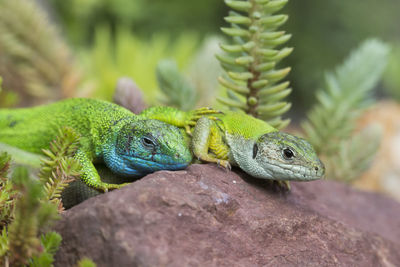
[74,149,129,192]
[140,106,222,134]
[191,117,230,169]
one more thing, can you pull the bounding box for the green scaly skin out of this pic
[0,98,193,191]
[141,106,325,181]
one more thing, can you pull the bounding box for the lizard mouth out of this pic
[121,155,190,174]
[265,162,325,181]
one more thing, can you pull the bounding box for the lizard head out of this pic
[232,132,324,181]
[106,119,192,177]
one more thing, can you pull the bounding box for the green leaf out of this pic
[251,80,269,89]
[40,232,62,255]
[261,67,291,82]
[227,71,254,81]
[259,81,290,96]
[302,39,389,181]
[219,43,244,53]
[261,34,292,47]
[215,54,237,66]
[224,15,252,25]
[259,31,285,40]
[217,96,248,109]
[259,14,288,26]
[156,59,197,111]
[225,0,252,12]
[263,0,289,13]
[218,76,250,95]
[254,62,276,72]
[221,27,250,38]
[0,228,9,257]
[264,47,293,61]
[235,56,254,65]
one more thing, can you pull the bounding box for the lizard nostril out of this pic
[315,167,319,171]
[175,153,180,158]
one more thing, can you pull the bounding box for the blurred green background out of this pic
[1,0,400,113]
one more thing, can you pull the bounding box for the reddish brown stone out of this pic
[54,164,400,266]
[113,77,147,114]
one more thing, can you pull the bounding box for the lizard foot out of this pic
[217,159,231,170]
[184,108,223,135]
[275,181,291,191]
[99,182,131,192]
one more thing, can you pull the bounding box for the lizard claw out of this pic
[185,125,193,136]
[183,108,222,132]
[275,181,291,191]
[195,107,223,115]
[217,159,231,170]
[100,182,130,192]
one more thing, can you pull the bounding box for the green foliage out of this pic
[0,0,79,106]
[156,60,197,111]
[0,76,18,108]
[217,0,292,129]
[78,26,199,104]
[7,166,45,266]
[383,44,400,101]
[0,228,8,258]
[40,127,82,211]
[327,125,382,182]
[30,232,62,267]
[284,1,400,108]
[49,0,224,45]
[0,127,83,265]
[0,152,17,229]
[77,257,97,267]
[302,39,389,181]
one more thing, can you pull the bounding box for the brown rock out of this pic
[54,164,400,266]
[113,77,147,114]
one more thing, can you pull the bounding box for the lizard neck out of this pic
[95,116,133,158]
[226,133,274,179]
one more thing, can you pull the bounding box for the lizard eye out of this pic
[283,148,294,160]
[141,136,156,149]
[253,143,258,159]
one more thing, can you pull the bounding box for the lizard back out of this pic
[0,98,135,154]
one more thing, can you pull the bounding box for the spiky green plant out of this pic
[0,152,17,229]
[302,39,389,181]
[0,126,84,265]
[156,59,197,111]
[39,127,82,211]
[7,167,49,265]
[0,0,79,106]
[0,152,18,230]
[217,0,292,129]
[383,43,400,101]
[29,232,62,267]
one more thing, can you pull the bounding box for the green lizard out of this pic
[0,98,194,191]
[140,107,325,181]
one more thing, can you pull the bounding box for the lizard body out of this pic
[0,98,192,191]
[141,107,325,181]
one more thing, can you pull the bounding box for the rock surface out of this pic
[54,164,400,266]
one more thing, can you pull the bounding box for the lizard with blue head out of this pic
[0,98,192,191]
